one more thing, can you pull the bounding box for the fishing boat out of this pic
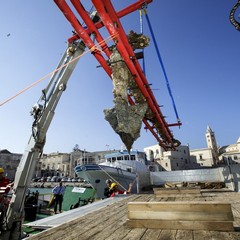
[74,150,151,199]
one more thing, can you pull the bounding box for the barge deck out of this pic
[24,190,240,240]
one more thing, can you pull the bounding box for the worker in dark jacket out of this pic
[104,179,113,198]
[52,181,65,214]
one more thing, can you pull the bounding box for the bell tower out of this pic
[206,126,219,164]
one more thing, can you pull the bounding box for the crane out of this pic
[0,41,86,239]
[54,0,181,151]
[0,1,181,239]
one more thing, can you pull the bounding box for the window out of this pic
[124,155,129,160]
[130,155,136,160]
[165,163,168,167]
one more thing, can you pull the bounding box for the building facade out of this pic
[1,127,239,178]
[0,150,22,180]
[219,138,240,165]
[39,149,111,178]
[144,126,224,171]
[189,148,215,168]
[144,145,191,171]
[39,152,71,178]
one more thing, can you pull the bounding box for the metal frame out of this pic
[54,0,181,150]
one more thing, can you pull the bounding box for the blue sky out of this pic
[0,1,240,154]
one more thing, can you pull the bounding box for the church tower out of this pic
[205,126,219,164]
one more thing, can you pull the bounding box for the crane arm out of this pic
[1,41,85,240]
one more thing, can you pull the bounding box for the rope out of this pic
[98,162,138,192]
[0,32,119,107]
[143,9,181,123]
[97,164,127,191]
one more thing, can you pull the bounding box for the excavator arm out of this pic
[1,41,86,240]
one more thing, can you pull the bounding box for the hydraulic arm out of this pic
[1,41,85,239]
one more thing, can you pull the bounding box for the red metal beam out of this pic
[70,0,112,58]
[102,0,164,118]
[54,0,113,77]
[67,0,153,43]
[92,0,174,146]
[54,0,179,149]
[117,0,153,18]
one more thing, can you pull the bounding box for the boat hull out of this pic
[75,164,150,199]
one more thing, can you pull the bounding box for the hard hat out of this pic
[106,179,112,184]
[0,168,4,173]
[110,183,117,189]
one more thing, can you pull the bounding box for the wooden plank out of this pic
[121,228,147,240]
[155,194,202,198]
[193,230,212,240]
[128,210,233,221]
[154,188,201,195]
[104,226,131,240]
[127,202,234,221]
[175,230,193,240]
[158,230,177,240]
[139,229,162,240]
[210,231,240,240]
[126,219,234,232]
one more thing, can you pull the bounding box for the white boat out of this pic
[74,150,151,199]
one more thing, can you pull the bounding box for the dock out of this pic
[24,190,240,240]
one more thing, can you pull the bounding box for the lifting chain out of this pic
[230,0,240,31]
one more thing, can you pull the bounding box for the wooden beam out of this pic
[153,187,201,195]
[127,202,234,231]
[127,219,234,232]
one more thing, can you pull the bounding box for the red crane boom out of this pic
[54,0,181,150]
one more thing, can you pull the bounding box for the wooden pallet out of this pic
[153,187,201,196]
[127,201,234,231]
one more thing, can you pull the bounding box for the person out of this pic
[109,182,133,197]
[0,168,12,217]
[0,168,12,194]
[104,179,113,198]
[52,181,65,214]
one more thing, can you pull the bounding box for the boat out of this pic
[74,150,151,199]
